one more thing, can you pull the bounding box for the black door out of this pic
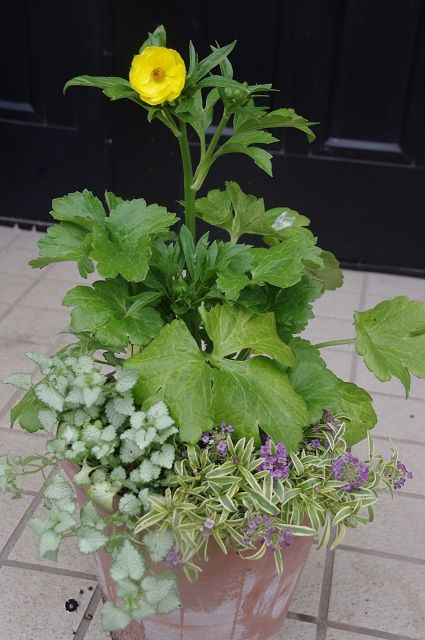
[1,1,425,274]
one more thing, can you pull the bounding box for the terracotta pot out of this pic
[62,461,313,640]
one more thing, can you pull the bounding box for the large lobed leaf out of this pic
[63,279,163,351]
[332,380,377,447]
[354,296,425,395]
[201,303,295,368]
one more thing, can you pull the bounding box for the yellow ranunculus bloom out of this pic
[129,46,186,106]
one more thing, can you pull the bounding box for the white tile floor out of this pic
[0,226,424,640]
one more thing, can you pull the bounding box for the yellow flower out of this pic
[129,46,186,106]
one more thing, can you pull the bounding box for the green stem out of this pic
[314,338,356,349]
[191,110,230,192]
[178,122,197,239]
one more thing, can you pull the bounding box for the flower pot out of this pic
[62,461,313,640]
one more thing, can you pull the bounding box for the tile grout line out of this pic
[73,585,103,640]
[2,559,97,582]
[289,611,419,640]
[314,545,335,640]
[338,543,425,566]
[0,490,46,561]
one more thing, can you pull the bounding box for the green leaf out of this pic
[64,76,137,101]
[10,389,45,432]
[101,602,131,632]
[125,291,162,318]
[212,357,308,450]
[39,530,61,560]
[333,380,377,447]
[91,199,177,282]
[187,41,237,85]
[238,107,316,142]
[63,279,163,351]
[126,320,213,442]
[44,475,74,502]
[196,75,250,91]
[87,480,118,512]
[354,296,425,395]
[287,339,339,423]
[50,190,105,230]
[139,25,167,51]
[195,188,233,231]
[29,222,94,278]
[201,303,295,368]
[273,276,323,341]
[251,228,322,289]
[1,373,32,390]
[216,145,274,176]
[305,250,343,291]
[110,540,145,581]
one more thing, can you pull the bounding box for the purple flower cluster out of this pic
[201,423,234,458]
[385,460,413,490]
[242,515,292,552]
[309,438,321,449]
[164,546,183,568]
[201,517,215,539]
[331,453,369,491]
[257,437,289,479]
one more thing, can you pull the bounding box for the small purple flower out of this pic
[278,529,293,548]
[203,518,215,530]
[309,438,321,449]
[385,460,413,490]
[331,453,369,491]
[216,440,228,456]
[164,546,183,568]
[220,423,234,434]
[258,437,289,480]
[201,433,211,444]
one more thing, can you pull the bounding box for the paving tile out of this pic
[313,289,362,321]
[0,493,33,553]
[341,270,367,293]
[365,272,425,299]
[0,305,70,344]
[0,565,95,640]
[353,437,425,497]
[278,617,317,639]
[0,226,20,247]
[370,394,425,444]
[321,348,354,381]
[290,547,326,617]
[0,301,11,319]
[0,247,41,277]
[8,230,43,250]
[84,602,110,640]
[0,273,34,304]
[44,260,99,286]
[302,317,355,352]
[9,502,96,573]
[329,550,425,638]
[326,629,382,639]
[343,492,425,559]
[0,429,48,491]
[19,278,71,310]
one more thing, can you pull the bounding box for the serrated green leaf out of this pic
[212,357,308,450]
[216,144,274,176]
[29,222,94,277]
[332,380,377,446]
[126,320,213,443]
[44,475,74,502]
[49,189,105,230]
[187,41,236,85]
[63,279,163,351]
[101,602,132,632]
[287,338,339,423]
[273,276,323,341]
[304,250,343,291]
[91,199,177,282]
[1,373,32,390]
[251,228,322,289]
[354,296,425,395]
[39,530,61,560]
[237,107,316,142]
[110,540,145,581]
[201,303,295,367]
[87,480,118,512]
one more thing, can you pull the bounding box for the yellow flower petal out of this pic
[129,46,186,105]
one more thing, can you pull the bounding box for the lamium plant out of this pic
[1,25,421,635]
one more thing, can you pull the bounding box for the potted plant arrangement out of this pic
[1,25,421,640]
